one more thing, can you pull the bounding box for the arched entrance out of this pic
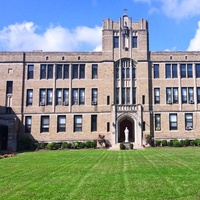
[0,125,8,150]
[118,118,134,143]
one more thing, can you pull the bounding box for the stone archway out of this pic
[118,117,134,143]
[0,125,8,150]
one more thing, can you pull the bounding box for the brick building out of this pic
[1,14,200,151]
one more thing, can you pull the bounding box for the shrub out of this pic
[85,141,92,148]
[190,140,195,146]
[90,141,97,149]
[120,143,126,150]
[185,139,190,146]
[129,143,133,149]
[180,140,186,147]
[55,143,61,149]
[46,142,57,150]
[72,142,79,149]
[155,140,161,147]
[194,139,200,146]
[61,142,68,149]
[78,142,86,149]
[173,140,182,147]
[39,142,47,149]
[167,140,173,147]
[145,134,153,145]
[66,143,72,149]
[161,140,167,147]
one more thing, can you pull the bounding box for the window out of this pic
[187,64,193,78]
[57,115,66,132]
[56,89,69,106]
[169,114,177,130]
[197,88,200,103]
[116,67,119,79]
[133,88,136,104]
[39,89,53,106]
[64,64,69,79]
[154,88,160,104]
[132,67,136,79]
[165,64,177,78]
[40,64,53,79]
[41,116,49,132]
[72,64,85,79]
[185,113,193,130]
[113,36,119,48]
[107,122,110,132]
[132,36,137,48]
[91,115,97,132]
[172,64,177,78]
[196,64,200,78]
[72,88,85,105]
[6,81,13,94]
[107,96,110,105]
[116,88,119,104]
[74,115,82,132]
[166,87,178,104]
[181,87,187,104]
[180,64,186,78]
[142,95,145,104]
[56,64,62,79]
[92,88,98,105]
[122,88,130,104]
[188,87,194,103]
[154,64,159,78]
[92,64,98,79]
[27,65,34,79]
[25,116,32,133]
[27,89,33,106]
[165,64,171,78]
[155,114,161,131]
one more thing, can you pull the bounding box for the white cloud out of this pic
[134,0,200,19]
[187,21,200,51]
[0,22,102,51]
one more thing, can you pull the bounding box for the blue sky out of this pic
[1,0,200,52]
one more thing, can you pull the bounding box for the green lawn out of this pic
[0,148,200,200]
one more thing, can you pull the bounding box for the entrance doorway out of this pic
[118,118,134,143]
[0,126,8,150]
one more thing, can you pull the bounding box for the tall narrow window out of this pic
[187,64,193,78]
[154,88,160,104]
[181,87,187,104]
[47,89,53,105]
[154,64,159,78]
[185,113,193,130]
[40,64,46,79]
[72,64,78,79]
[27,65,34,79]
[173,88,178,104]
[180,64,186,78]
[107,122,110,132]
[155,114,161,131]
[133,88,136,104]
[6,81,13,94]
[107,96,110,105]
[41,116,49,132]
[172,64,177,78]
[197,88,200,103]
[122,88,125,104]
[74,115,82,132]
[116,88,119,104]
[57,115,66,132]
[64,64,69,79]
[72,89,78,105]
[79,89,85,105]
[188,88,194,103]
[92,64,98,79]
[91,115,97,132]
[132,36,137,48]
[63,89,69,105]
[80,64,85,79]
[142,95,145,104]
[195,64,200,78]
[47,65,53,79]
[27,89,33,106]
[92,88,98,105]
[25,116,32,133]
[56,64,62,79]
[165,64,171,78]
[132,67,136,79]
[40,89,46,105]
[56,89,62,105]
[113,36,119,48]
[166,88,172,103]
[169,114,177,130]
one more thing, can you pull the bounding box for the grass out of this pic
[0,148,200,200]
